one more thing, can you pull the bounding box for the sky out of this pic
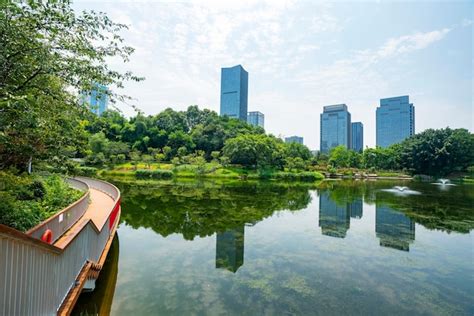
[74,0,473,150]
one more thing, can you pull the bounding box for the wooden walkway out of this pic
[55,188,115,249]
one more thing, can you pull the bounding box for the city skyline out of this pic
[73,1,473,149]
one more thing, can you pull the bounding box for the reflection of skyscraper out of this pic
[216,226,244,272]
[376,205,415,251]
[319,192,350,238]
[349,198,363,219]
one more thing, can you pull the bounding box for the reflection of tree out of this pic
[114,180,312,240]
[72,234,120,315]
[376,205,415,251]
[318,180,474,234]
[216,225,244,273]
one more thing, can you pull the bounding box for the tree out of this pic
[284,142,312,160]
[397,128,474,176]
[0,2,141,171]
[223,134,284,169]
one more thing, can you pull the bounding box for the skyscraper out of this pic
[247,111,264,128]
[320,104,351,153]
[220,65,248,121]
[351,122,364,152]
[285,136,304,144]
[376,96,415,148]
[81,83,109,116]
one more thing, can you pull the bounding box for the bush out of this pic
[135,169,173,179]
[274,171,324,182]
[76,166,98,177]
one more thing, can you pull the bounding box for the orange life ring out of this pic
[41,229,53,244]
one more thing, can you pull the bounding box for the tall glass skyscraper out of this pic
[320,104,351,153]
[351,122,364,152]
[376,96,415,148]
[247,111,264,128]
[81,83,109,116]
[220,65,248,121]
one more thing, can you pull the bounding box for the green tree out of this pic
[0,2,141,171]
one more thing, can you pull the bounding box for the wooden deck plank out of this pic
[54,189,115,249]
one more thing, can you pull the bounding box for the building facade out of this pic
[351,122,364,152]
[81,83,109,116]
[220,65,248,121]
[376,96,415,148]
[285,136,304,144]
[247,111,265,128]
[320,104,351,153]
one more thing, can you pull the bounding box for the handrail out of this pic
[26,177,91,244]
[0,177,121,316]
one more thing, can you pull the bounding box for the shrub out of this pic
[76,166,98,177]
[135,169,173,179]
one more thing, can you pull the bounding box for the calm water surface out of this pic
[73,179,474,315]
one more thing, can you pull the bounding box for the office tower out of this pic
[285,136,304,144]
[375,205,415,251]
[320,104,351,153]
[220,65,248,121]
[318,191,350,238]
[215,226,245,273]
[351,122,364,152]
[376,95,415,147]
[247,111,265,128]
[81,83,109,116]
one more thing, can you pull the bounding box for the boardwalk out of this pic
[0,177,121,316]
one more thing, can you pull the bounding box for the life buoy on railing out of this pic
[41,229,53,244]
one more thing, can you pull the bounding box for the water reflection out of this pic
[72,234,120,315]
[376,205,415,251]
[319,191,350,238]
[215,226,245,272]
[349,198,363,219]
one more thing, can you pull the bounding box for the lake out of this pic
[73,179,474,315]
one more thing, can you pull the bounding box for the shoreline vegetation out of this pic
[0,173,84,232]
[0,2,473,233]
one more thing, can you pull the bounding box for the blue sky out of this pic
[74,0,473,149]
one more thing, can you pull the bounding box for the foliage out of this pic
[397,128,474,176]
[0,2,141,172]
[135,169,173,180]
[223,134,285,169]
[328,146,361,168]
[0,172,83,231]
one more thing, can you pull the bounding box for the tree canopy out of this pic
[0,2,141,171]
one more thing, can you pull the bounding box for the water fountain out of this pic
[432,178,456,186]
[381,186,421,195]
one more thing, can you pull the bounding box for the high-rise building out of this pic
[247,111,264,128]
[320,104,351,153]
[81,83,109,116]
[376,96,415,148]
[220,65,248,121]
[215,226,245,273]
[376,205,415,251]
[351,122,364,152]
[285,136,304,144]
[318,191,350,238]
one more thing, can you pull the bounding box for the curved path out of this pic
[0,177,121,316]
